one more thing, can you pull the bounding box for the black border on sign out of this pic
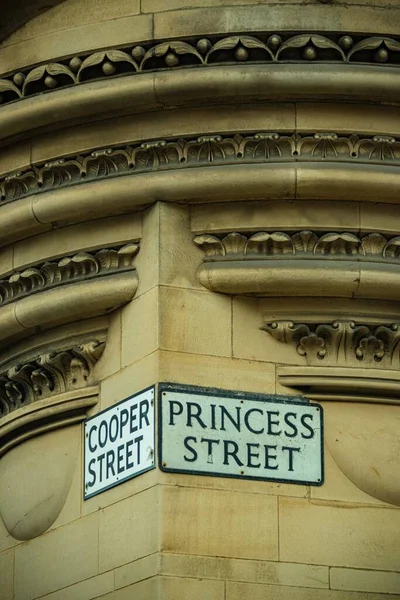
[158,382,324,487]
[83,385,156,501]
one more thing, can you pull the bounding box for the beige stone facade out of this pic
[0,0,400,598]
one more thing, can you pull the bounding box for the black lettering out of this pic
[223,440,244,467]
[169,400,183,426]
[247,443,261,468]
[109,414,119,443]
[88,458,96,487]
[200,437,220,463]
[120,408,129,435]
[220,405,241,432]
[187,402,207,428]
[183,436,198,462]
[210,404,217,430]
[106,449,116,479]
[98,420,108,448]
[282,446,300,471]
[264,444,278,470]
[135,434,144,464]
[244,408,264,434]
[130,403,138,433]
[266,411,281,436]
[284,412,298,438]
[88,424,97,452]
[139,400,150,428]
[98,453,105,482]
[126,439,134,469]
[117,443,125,474]
[301,414,315,439]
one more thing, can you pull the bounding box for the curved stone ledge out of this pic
[197,260,400,300]
[2,163,400,247]
[2,132,400,207]
[0,386,98,458]
[278,366,400,405]
[0,273,138,347]
[1,63,400,144]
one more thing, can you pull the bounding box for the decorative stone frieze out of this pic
[0,340,104,418]
[0,32,399,107]
[263,320,400,369]
[1,133,400,206]
[193,230,400,300]
[194,230,400,259]
[0,243,139,305]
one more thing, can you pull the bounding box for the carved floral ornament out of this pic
[0,340,104,419]
[0,243,139,306]
[1,132,400,206]
[263,321,400,369]
[0,32,399,107]
[193,230,400,260]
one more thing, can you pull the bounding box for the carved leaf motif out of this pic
[262,322,311,345]
[348,37,385,59]
[314,232,361,255]
[22,65,46,91]
[58,253,99,279]
[0,79,22,97]
[31,368,54,399]
[383,38,400,52]
[193,234,225,257]
[298,333,326,359]
[105,50,138,69]
[46,63,76,80]
[142,41,202,66]
[276,34,312,57]
[245,232,294,255]
[355,336,385,361]
[310,35,345,58]
[383,237,400,258]
[77,52,106,74]
[361,233,387,256]
[292,231,319,253]
[221,232,247,255]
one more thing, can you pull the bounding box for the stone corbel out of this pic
[193,231,400,301]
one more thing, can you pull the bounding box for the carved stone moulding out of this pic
[0,32,399,109]
[2,161,400,248]
[0,243,140,347]
[1,132,399,207]
[1,63,400,144]
[194,231,400,302]
[0,339,103,458]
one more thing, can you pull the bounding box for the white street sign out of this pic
[159,386,323,485]
[84,386,155,499]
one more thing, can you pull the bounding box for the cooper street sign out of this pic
[84,386,155,499]
[159,385,323,486]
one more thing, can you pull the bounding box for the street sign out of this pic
[84,386,155,499]
[159,385,323,486]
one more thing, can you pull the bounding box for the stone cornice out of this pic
[0,32,398,106]
[0,33,399,143]
[0,244,140,348]
[194,231,400,301]
[2,132,400,248]
[1,132,400,207]
[0,244,139,305]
